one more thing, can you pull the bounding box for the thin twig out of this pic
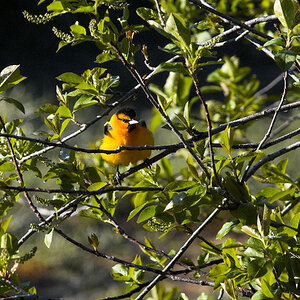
[2,277,33,297]
[268,114,300,139]
[242,71,288,182]
[98,282,150,300]
[135,203,224,299]
[0,116,45,222]
[243,141,300,181]
[254,72,285,98]
[18,197,83,247]
[189,0,272,40]
[257,72,288,149]
[2,120,300,155]
[4,185,164,196]
[154,0,165,27]
[53,227,166,275]
[245,34,299,82]
[192,75,220,185]
[281,196,300,216]
[198,15,277,48]
[212,127,300,149]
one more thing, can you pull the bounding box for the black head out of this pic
[116,108,137,120]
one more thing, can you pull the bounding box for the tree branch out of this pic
[189,0,272,40]
[134,203,224,299]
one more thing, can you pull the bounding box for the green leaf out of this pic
[165,13,190,50]
[269,189,293,203]
[0,97,25,114]
[56,106,72,118]
[78,208,103,221]
[35,104,58,114]
[164,193,186,211]
[263,37,286,48]
[44,229,54,248]
[70,24,86,36]
[0,216,12,236]
[136,7,159,21]
[1,233,18,255]
[0,161,15,172]
[137,205,159,223]
[178,293,189,300]
[221,125,233,157]
[96,52,118,63]
[231,202,256,226]
[56,72,83,84]
[224,279,238,300]
[127,202,149,221]
[216,220,239,239]
[47,1,64,12]
[274,50,297,71]
[87,182,108,192]
[153,62,189,76]
[88,232,99,250]
[291,211,300,230]
[251,290,271,300]
[111,264,130,282]
[247,259,272,279]
[0,65,26,93]
[274,0,299,30]
[60,119,70,135]
[261,278,274,298]
[73,95,98,112]
[241,226,261,239]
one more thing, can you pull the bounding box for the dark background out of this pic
[0,0,282,102]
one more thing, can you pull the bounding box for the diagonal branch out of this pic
[243,141,300,181]
[0,116,45,222]
[134,204,224,299]
[110,42,211,179]
[242,71,288,182]
[189,0,272,40]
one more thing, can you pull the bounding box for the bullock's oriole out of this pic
[100,108,154,166]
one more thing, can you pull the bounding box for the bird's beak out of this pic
[128,119,139,125]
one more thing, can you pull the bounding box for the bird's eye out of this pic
[104,122,113,135]
[119,118,130,123]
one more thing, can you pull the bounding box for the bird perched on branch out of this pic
[100,107,154,167]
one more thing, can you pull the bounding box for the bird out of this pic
[100,107,154,167]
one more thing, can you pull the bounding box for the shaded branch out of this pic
[0,116,45,222]
[242,71,288,182]
[189,0,272,40]
[4,185,164,196]
[244,141,300,181]
[135,203,224,299]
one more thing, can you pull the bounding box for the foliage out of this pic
[1,0,300,299]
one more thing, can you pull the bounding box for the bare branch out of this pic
[134,204,224,299]
[242,71,288,182]
[0,116,45,222]
[192,75,220,185]
[4,185,164,196]
[189,0,272,40]
[244,141,300,181]
[154,0,165,27]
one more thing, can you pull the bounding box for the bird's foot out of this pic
[114,167,123,186]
